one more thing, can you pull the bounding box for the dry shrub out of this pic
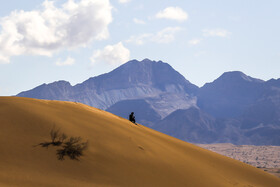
[57,137,88,160]
[38,126,88,161]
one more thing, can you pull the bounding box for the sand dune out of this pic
[0,97,279,186]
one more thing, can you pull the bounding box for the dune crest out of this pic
[0,97,279,186]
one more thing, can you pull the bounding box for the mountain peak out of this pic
[50,80,72,86]
[266,78,280,88]
[17,59,198,109]
[218,71,264,83]
[100,59,198,93]
[140,58,163,63]
[124,58,164,66]
[198,71,266,118]
[141,58,153,62]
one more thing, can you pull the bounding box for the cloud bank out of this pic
[188,38,202,45]
[0,0,112,63]
[127,27,182,45]
[91,42,130,65]
[156,7,188,22]
[203,29,231,37]
[56,57,75,66]
[133,18,145,24]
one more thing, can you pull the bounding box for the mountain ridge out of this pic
[18,59,198,117]
[16,59,280,145]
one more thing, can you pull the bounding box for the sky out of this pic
[0,0,279,96]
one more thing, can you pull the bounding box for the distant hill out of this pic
[17,59,280,145]
[197,71,265,118]
[154,107,218,143]
[196,71,280,145]
[1,97,279,186]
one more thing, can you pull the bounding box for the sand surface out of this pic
[0,97,279,187]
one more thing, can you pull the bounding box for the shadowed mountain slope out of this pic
[0,97,279,186]
[154,107,217,143]
[196,72,280,145]
[154,107,249,145]
[197,71,265,118]
[106,99,161,127]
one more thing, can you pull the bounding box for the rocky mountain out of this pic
[154,107,218,143]
[17,59,280,145]
[18,59,198,118]
[197,71,265,118]
[239,85,280,145]
[18,80,73,100]
[154,107,249,144]
[266,78,280,88]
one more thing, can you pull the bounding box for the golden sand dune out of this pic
[0,97,279,187]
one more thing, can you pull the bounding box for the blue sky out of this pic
[0,0,279,96]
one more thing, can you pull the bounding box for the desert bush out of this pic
[58,133,68,143]
[57,137,88,160]
[38,126,64,147]
[38,126,88,161]
[50,127,60,143]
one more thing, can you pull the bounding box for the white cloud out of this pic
[203,29,231,37]
[56,57,75,66]
[126,27,182,45]
[156,7,188,22]
[152,27,182,43]
[0,54,10,64]
[118,0,131,3]
[0,0,112,63]
[133,18,145,24]
[188,38,202,45]
[91,42,130,65]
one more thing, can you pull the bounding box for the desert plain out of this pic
[197,143,280,178]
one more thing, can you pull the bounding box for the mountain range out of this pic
[17,59,280,145]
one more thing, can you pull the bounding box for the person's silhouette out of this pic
[129,112,136,123]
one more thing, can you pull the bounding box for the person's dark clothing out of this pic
[129,112,136,123]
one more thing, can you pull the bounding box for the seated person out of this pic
[129,112,136,123]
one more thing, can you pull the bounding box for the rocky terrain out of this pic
[197,143,280,178]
